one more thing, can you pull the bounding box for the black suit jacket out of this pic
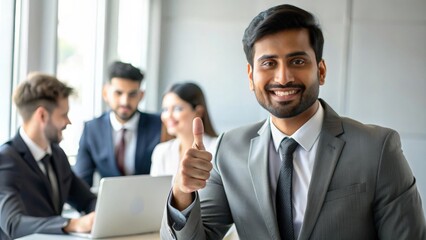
[73,111,161,186]
[0,133,96,240]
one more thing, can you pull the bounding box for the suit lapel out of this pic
[298,132,344,239]
[134,111,145,174]
[298,100,345,239]
[12,134,58,211]
[248,120,280,239]
[12,134,44,177]
[103,114,121,175]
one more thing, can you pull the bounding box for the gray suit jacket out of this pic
[161,100,426,240]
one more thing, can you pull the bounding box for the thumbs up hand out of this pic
[172,117,213,210]
[192,117,205,151]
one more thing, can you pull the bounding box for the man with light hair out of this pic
[0,73,97,239]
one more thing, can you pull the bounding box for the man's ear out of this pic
[247,63,254,91]
[318,59,326,86]
[34,106,49,124]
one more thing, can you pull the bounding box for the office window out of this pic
[0,0,153,161]
[117,0,150,70]
[57,0,98,164]
[56,0,151,164]
[0,0,16,143]
[117,0,151,108]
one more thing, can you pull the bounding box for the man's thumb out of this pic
[192,117,205,150]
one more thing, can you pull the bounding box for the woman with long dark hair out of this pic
[150,82,218,176]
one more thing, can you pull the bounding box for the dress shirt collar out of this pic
[109,111,140,131]
[270,102,324,152]
[19,127,52,162]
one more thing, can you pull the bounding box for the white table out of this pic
[16,232,160,240]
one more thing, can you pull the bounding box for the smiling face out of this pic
[161,92,199,137]
[103,77,144,123]
[248,29,326,122]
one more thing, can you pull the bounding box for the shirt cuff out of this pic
[167,191,197,230]
[61,218,71,233]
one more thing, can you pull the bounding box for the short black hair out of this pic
[108,61,144,83]
[242,4,324,66]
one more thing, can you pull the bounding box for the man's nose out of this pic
[275,65,294,84]
[119,94,129,105]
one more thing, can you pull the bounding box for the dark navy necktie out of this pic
[276,137,299,240]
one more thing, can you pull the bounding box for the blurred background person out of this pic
[150,82,217,176]
[152,82,239,239]
[74,61,161,187]
[0,73,96,239]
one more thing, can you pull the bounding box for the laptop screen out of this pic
[72,175,173,239]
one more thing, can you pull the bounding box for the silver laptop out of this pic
[72,175,172,239]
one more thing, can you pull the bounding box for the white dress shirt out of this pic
[109,111,140,175]
[269,103,324,239]
[19,127,52,174]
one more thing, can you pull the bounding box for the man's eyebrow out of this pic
[257,51,309,62]
[128,90,139,94]
[285,51,309,58]
[257,54,278,62]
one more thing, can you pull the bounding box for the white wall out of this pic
[156,0,353,131]
[156,0,426,214]
[157,0,262,131]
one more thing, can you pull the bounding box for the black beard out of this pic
[114,109,137,122]
[45,124,60,144]
[253,77,320,118]
[260,94,317,118]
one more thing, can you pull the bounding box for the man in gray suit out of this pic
[0,73,97,239]
[161,4,426,240]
